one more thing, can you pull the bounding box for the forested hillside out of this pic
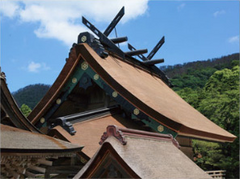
[161,53,239,90]
[161,53,239,178]
[12,84,50,109]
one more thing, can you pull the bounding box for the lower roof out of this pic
[48,114,128,158]
[74,125,211,179]
[0,124,83,154]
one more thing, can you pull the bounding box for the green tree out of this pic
[196,66,239,178]
[20,104,32,117]
[192,140,223,170]
[176,65,239,178]
[176,87,203,108]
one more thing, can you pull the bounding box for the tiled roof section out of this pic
[99,125,180,148]
[1,72,40,132]
[0,124,83,153]
[76,44,236,142]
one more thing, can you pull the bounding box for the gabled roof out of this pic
[74,125,211,179]
[28,43,235,142]
[79,44,236,142]
[1,72,39,132]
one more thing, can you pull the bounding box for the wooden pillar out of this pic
[176,136,193,159]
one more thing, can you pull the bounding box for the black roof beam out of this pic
[128,43,149,61]
[82,16,125,58]
[104,7,125,36]
[125,49,148,57]
[110,36,128,44]
[142,59,164,66]
[147,36,165,60]
[128,36,165,63]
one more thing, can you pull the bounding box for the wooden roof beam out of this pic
[25,171,36,178]
[3,164,21,179]
[37,159,53,166]
[125,49,148,57]
[147,36,165,60]
[142,59,164,66]
[110,36,128,44]
[103,7,125,36]
[28,165,46,173]
[128,43,148,61]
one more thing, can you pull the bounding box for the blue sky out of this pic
[1,0,239,92]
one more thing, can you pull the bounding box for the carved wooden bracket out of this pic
[99,125,127,145]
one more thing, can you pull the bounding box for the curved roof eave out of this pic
[77,44,236,143]
[1,74,41,133]
[28,43,236,143]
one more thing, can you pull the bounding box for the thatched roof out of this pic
[1,124,83,155]
[28,43,235,142]
[48,113,128,157]
[74,125,211,179]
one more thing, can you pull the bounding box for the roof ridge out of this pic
[0,70,6,81]
[99,125,180,148]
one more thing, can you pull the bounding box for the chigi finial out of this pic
[77,6,171,86]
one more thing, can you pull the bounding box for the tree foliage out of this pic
[197,66,239,178]
[161,53,239,78]
[172,64,239,178]
[20,104,32,117]
[161,53,239,91]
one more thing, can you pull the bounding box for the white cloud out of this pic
[27,61,50,73]
[213,10,225,17]
[0,0,149,46]
[0,1,20,18]
[177,3,185,11]
[228,35,239,43]
[28,62,41,72]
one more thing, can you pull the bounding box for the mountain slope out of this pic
[160,53,239,90]
[12,84,50,109]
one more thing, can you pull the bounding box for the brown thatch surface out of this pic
[28,43,235,142]
[49,114,126,157]
[0,124,83,153]
[75,126,211,179]
[78,44,236,142]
